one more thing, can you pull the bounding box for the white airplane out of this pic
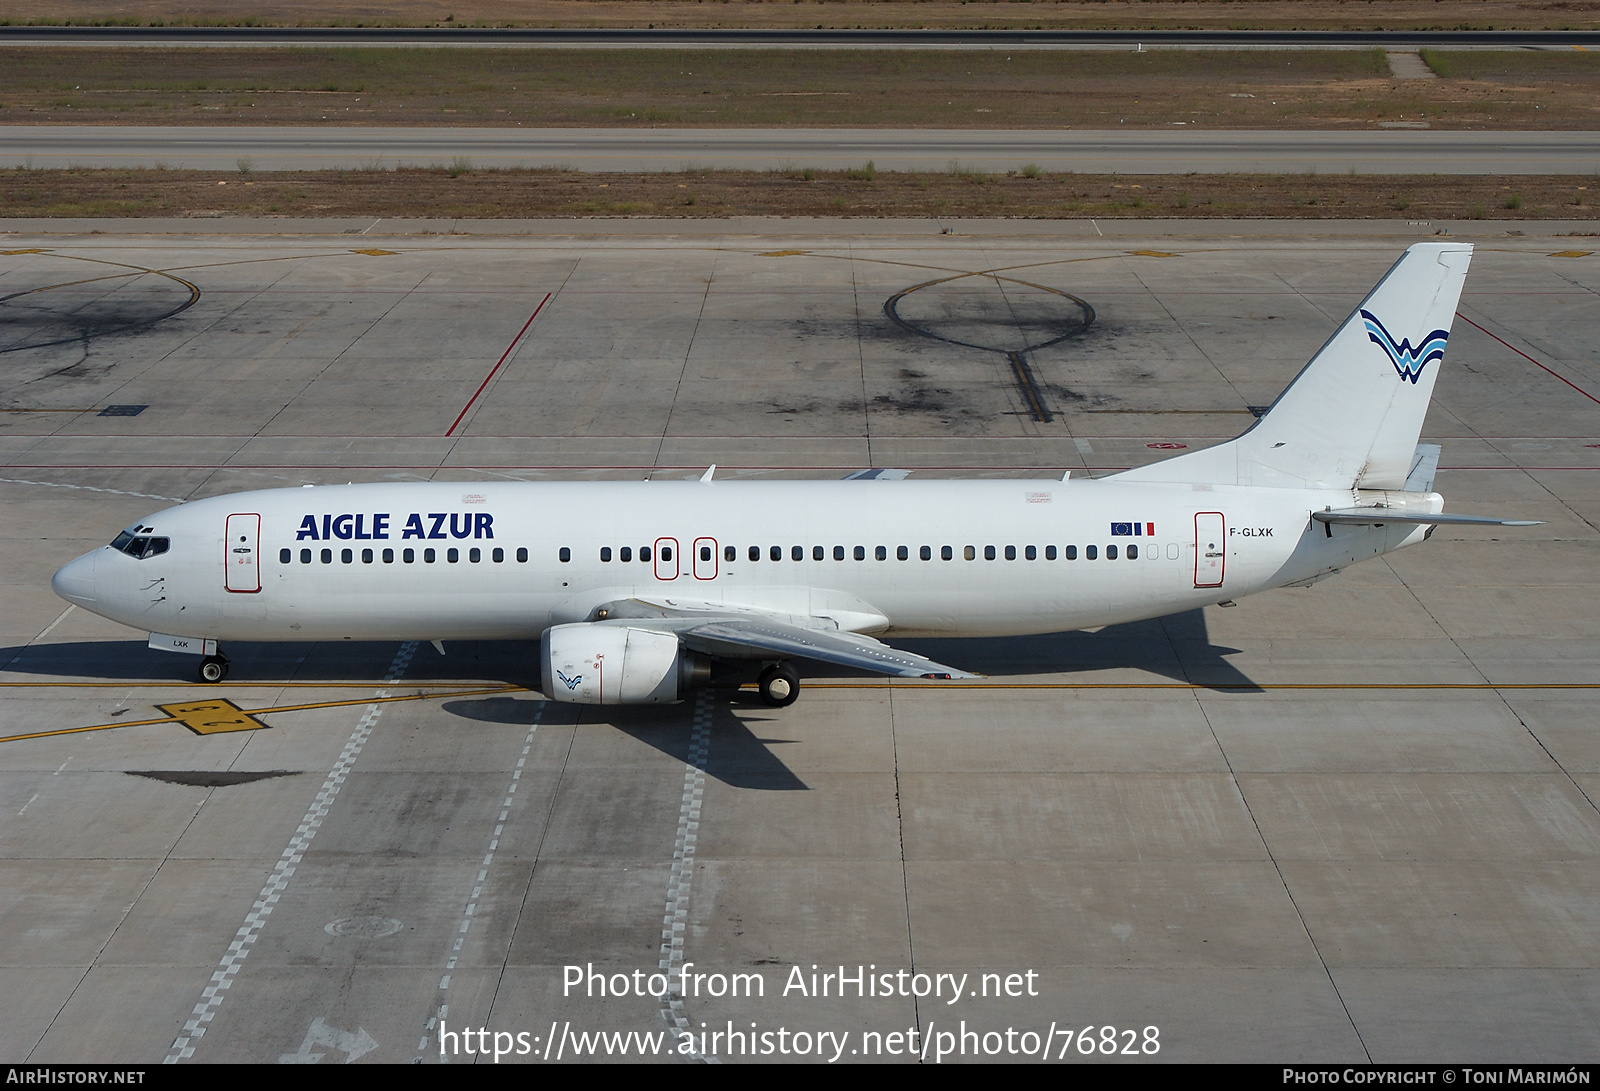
[51,243,1537,707]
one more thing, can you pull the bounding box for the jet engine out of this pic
[539,623,711,704]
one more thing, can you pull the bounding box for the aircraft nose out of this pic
[52,550,98,606]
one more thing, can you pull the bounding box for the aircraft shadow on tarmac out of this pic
[5,609,1253,791]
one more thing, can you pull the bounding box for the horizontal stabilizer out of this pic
[1313,509,1541,527]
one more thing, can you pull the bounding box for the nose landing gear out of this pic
[757,662,800,707]
[198,654,230,683]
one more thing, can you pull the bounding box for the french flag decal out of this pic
[1110,522,1156,537]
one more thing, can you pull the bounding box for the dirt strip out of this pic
[3,1,1599,32]
[2,167,1596,221]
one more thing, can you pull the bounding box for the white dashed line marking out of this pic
[163,640,418,1064]
[659,690,717,1063]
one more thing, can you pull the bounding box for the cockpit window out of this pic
[111,533,169,559]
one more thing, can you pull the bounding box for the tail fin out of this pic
[1115,243,1472,490]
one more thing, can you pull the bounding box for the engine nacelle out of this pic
[540,623,710,705]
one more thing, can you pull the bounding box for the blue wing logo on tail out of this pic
[1361,309,1449,385]
[555,669,582,690]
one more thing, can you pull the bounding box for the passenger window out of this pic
[300,548,312,564]
[601,547,612,562]
[322,548,333,564]
[1005,545,1016,561]
[280,548,291,564]
[897,546,908,561]
[964,545,975,560]
[1065,545,1077,560]
[941,545,952,561]
[750,545,761,562]
[792,546,803,561]
[1167,543,1179,560]
[383,548,395,563]
[854,546,866,561]
[701,545,712,562]
[833,546,845,561]
[1086,545,1097,560]
[813,545,824,561]
[403,548,415,564]
[470,547,481,563]
[559,547,571,563]
[876,546,887,561]
[919,546,931,561]
[1127,544,1138,560]
[641,546,652,563]
[1045,545,1057,560]
[725,546,736,562]
[1107,544,1118,560]
[362,548,373,563]
[447,548,459,563]
[517,547,528,563]
[492,547,503,563]
[621,546,632,562]
[985,545,996,561]
[341,548,353,564]
[661,546,672,561]
[1025,545,1037,560]
[770,545,782,561]
[425,548,436,563]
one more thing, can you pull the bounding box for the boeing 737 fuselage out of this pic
[50,244,1536,706]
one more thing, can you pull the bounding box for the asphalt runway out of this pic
[9,125,1600,174]
[1,221,1598,1064]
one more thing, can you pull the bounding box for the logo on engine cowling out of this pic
[555,670,582,690]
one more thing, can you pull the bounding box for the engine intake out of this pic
[540,623,710,704]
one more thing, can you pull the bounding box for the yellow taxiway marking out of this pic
[0,681,502,689]
[0,686,521,747]
[350,248,398,256]
[158,698,266,736]
[4,681,1593,747]
[1550,250,1594,259]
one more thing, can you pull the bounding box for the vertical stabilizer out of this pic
[1116,243,1472,490]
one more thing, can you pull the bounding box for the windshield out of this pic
[109,531,169,560]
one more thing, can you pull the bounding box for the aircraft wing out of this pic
[679,619,978,679]
[587,595,976,678]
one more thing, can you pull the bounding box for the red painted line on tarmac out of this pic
[444,292,551,438]
[1457,312,1600,408]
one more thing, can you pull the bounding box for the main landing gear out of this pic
[757,662,800,708]
[198,654,230,683]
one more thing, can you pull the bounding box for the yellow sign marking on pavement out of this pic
[0,685,521,747]
[1129,250,1180,258]
[1550,250,1593,258]
[157,698,266,736]
[1,248,52,255]
[351,249,397,256]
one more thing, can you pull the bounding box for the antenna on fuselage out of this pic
[700,465,716,483]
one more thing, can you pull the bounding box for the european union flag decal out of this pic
[1111,522,1156,537]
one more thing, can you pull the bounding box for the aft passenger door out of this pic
[1194,512,1225,588]
[225,513,261,593]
